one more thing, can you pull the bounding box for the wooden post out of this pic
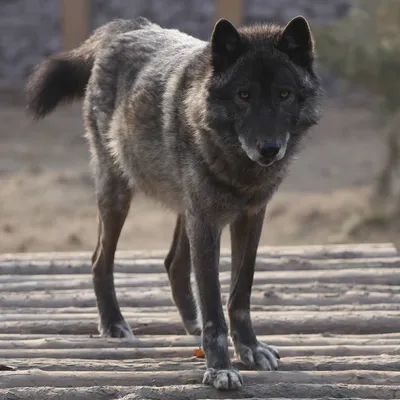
[215,0,244,26]
[62,0,90,50]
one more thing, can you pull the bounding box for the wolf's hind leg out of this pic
[91,163,135,340]
[165,215,201,335]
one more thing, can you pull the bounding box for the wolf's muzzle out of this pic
[257,140,281,159]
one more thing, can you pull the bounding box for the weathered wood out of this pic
[1,332,399,341]
[3,303,400,316]
[216,0,244,25]
[0,311,178,322]
[2,273,400,298]
[279,355,400,372]
[3,357,205,373]
[1,383,399,400]
[0,288,175,308]
[2,369,400,389]
[0,243,395,263]
[62,0,89,50]
[1,244,399,399]
[1,267,398,288]
[5,355,400,373]
[182,398,383,400]
[1,311,400,335]
[1,344,399,360]
[1,256,399,275]
[1,291,399,310]
[1,334,399,350]
[3,273,400,305]
[2,300,400,322]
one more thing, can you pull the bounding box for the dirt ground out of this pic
[1,96,397,254]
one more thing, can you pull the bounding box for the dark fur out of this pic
[27,16,322,390]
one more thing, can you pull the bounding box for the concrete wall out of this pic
[0,0,351,89]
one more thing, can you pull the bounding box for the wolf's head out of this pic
[204,16,323,167]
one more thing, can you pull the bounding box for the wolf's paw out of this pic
[202,368,243,390]
[235,341,280,370]
[99,320,137,341]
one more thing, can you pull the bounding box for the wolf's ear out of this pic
[277,16,314,67]
[210,19,242,72]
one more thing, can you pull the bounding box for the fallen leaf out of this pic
[193,347,205,358]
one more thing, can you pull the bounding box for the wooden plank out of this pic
[1,286,400,309]
[62,0,89,51]
[1,333,400,349]
[6,355,400,373]
[2,294,400,311]
[1,245,400,399]
[1,344,400,360]
[1,383,399,400]
[2,303,400,315]
[215,0,244,26]
[1,256,399,275]
[1,311,400,335]
[2,369,400,389]
[2,298,400,323]
[0,332,399,344]
[1,243,395,262]
[2,267,400,293]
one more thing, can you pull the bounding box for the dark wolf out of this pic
[26,16,322,390]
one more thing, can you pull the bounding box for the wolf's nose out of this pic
[257,140,281,158]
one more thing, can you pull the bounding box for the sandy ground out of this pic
[0,96,395,254]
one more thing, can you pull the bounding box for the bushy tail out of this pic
[26,19,144,119]
[26,42,95,119]
[26,44,95,119]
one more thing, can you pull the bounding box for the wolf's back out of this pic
[26,19,148,119]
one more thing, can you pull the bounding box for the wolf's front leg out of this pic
[185,212,243,390]
[228,208,280,370]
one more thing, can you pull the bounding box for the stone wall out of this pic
[0,0,60,90]
[0,0,351,89]
[91,0,351,39]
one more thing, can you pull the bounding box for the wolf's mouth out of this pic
[256,158,276,167]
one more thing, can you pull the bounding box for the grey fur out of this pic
[26,16,323,390]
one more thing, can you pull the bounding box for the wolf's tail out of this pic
[26,19,142,119]
[26,43,95,119]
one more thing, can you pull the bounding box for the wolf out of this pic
[26,15,322,390]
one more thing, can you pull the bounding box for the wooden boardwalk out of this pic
[1,243,400,399]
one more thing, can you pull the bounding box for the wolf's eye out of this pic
[238,91,250,100]
[279,90,291,99]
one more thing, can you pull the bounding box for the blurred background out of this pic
[1,0,399,253]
